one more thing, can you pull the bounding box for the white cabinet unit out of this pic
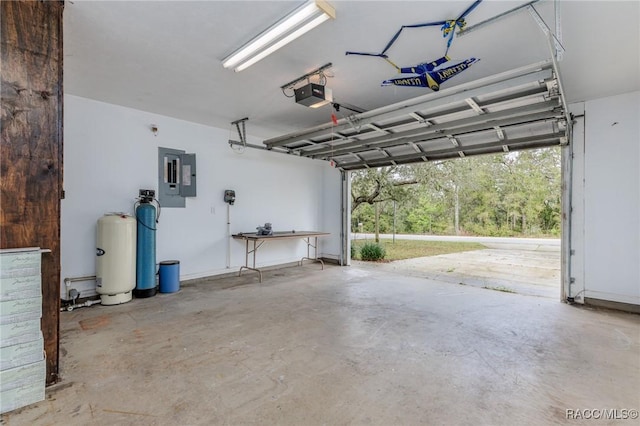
[0,248,46,414]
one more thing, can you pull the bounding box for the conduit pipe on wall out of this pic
[63,275,96,289]
[63,275,96,300]
[63,275,96,285]
[62,275,100,311]
[227,204,231,269]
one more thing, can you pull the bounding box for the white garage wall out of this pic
[571,91,639,306]
[62,95,341,299]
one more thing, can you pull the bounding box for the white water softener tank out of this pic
[96,213,136,305]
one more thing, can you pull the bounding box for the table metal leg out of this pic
[300,236,324,270]
[238,239,263,283]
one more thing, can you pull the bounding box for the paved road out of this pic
[352,233,560,252]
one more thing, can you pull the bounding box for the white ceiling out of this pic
[64,0,640,139]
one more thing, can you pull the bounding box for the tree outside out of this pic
[350,148,561,238]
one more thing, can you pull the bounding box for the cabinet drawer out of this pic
[0,359,45,393]
[0,251,41,277]
[0,335,44,371]
[0,319,42,348]
[0,275,41,301]
[0,366,45,414]
[0,296,42,324]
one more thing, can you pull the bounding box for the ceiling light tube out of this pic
[223,0,335,72]
[223,2,318,69]
[234,14,329,72]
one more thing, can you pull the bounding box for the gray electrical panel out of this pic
[158,147,197,208]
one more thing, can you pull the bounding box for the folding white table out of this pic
[231,231,329,283]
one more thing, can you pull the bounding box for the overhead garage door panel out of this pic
[264,60,569,170]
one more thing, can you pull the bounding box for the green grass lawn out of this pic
[352,238,485,261]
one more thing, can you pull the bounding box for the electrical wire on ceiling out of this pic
[280,63,333,98]
[280,63,366,121]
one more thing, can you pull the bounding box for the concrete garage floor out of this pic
[3,264,639,425]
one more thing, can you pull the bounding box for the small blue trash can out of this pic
[159,260,180,293]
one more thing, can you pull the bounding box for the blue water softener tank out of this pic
[159,260,180,293]
[135,190,158,298]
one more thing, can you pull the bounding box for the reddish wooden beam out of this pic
[1,0,64,385]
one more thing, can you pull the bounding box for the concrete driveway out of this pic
[353,234,561,299]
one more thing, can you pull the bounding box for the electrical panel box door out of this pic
[180,153,197,197]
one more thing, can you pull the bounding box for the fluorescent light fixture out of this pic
[222,0,335,72]
[235,14,330,72]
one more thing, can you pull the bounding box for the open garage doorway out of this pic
[264,60,572,301]
[349,147,562,299]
